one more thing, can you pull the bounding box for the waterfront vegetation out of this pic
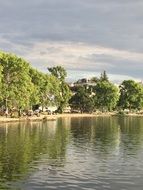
[0,51,143,117]
[0,51,71,116]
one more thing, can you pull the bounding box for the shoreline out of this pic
[0,112,143,124]
[0,113,112,123]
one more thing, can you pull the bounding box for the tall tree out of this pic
[0,64,3,100]
[29,68,46,108]
[0,52,34,114]
[48,66,71,113]
[100,71,109,82]
[118,80,143,110]
[30,67,61,110]
[93,81,119,111]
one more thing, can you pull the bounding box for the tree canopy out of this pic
[100,71,109,82]
[48,66,71,113]
[0,52,34,112]
[48,66,67,81]
[0,52,71,115]
[118,80,143,110]
[93,81,119,111]
[69,86,95,113]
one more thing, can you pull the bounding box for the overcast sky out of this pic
[0,0,143,82]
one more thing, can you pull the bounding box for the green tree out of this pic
[48,66,67,81]
[48,66,71,113]
[100,71,109,82]
[30,67,61,110]
[94,81,119,112]
[90,76,99,83]
[0,64,3,100]
[69,86,95,113]
[56,82,71,113]
[0,52,34,114]
[118,80,143,110]
[29,68,44,107]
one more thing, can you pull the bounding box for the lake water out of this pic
[0,116,143,190]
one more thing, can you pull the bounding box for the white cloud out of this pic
[11,41,141,82]
[24,42,143,61]
[23,41,143,69]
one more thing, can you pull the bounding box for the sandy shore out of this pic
[0,112,142,123]
[0,113,113,123]
[0,115,56,123]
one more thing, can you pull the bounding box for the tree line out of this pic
[69,71,143,113]
[0,51,143,116]
[0,51,71,116]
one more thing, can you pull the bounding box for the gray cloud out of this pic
[0,0,143,81]
[1,0,143,49]
[77,54,143,78]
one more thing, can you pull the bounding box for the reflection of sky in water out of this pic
[0,117,143,189]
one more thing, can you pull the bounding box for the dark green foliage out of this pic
[69,86,95,113]
[100,71,109,82]
[118,80,143,110]
[90,76,99,83]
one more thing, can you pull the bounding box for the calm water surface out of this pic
[0,116,143,190]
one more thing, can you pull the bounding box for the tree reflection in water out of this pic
[0,116,143,189]
[0,120,69,189]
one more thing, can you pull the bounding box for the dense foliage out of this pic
[70,71,143,113]
[118,80,143,110]
[0,51,143,116]
[48,66,71,113]
[93,81,119,111]
[69,86,95,113]
[0,52,71,115]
